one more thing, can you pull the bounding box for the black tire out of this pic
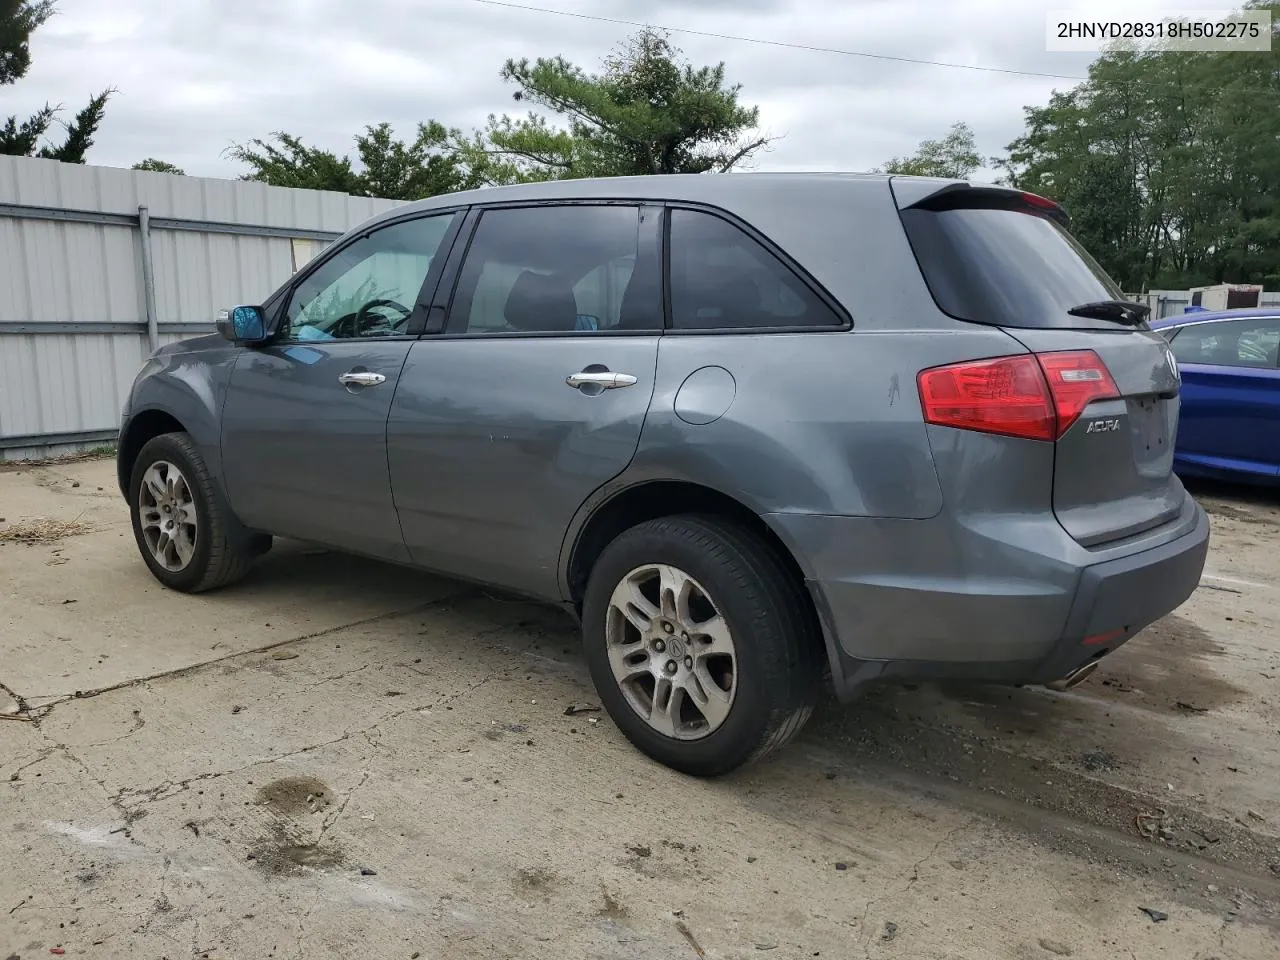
[128,432,258,593]
[582,514,822,777]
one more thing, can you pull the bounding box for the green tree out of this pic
[1,0,112,162]
[877,122,980,179]
[229,122,477,199]
[228,132,361,193]
[355,121,475,198]
[0,0,53,84]
[461,27,772,185]
[998,2,1280,290]
[132,158,185,175]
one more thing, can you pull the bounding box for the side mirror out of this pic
[216,305,269,344]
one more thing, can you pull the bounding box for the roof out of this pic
[337,172,984,335]
[359,171,967,228]
[1151,307,1280,329]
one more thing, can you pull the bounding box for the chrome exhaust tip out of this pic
[1046,660,1099,692]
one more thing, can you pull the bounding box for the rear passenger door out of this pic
[1168,317,1280,473]
[387,203,664,598]
[647,205,865,501]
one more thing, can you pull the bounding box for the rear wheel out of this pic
[129,432,259,593]
[582,515,821,776]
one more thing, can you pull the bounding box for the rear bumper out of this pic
[1030,504,1209,683]
[766,500,1210,700]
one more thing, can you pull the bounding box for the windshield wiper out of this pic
[1066,299,1151,325]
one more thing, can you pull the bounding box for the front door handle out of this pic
[338,371,386,388]
[566,371,638,390]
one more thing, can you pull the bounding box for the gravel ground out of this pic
[2,458,1278,959]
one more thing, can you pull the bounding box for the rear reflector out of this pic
[1083,628,1127,646]
[918,350,1118,442]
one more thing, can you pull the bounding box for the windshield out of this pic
[900,205,1131,330]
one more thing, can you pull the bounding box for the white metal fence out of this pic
[1139,288,1280,319]
[0,155,402,460]
[4,154,1278,460]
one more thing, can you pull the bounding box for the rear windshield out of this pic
[899,205,1128,329]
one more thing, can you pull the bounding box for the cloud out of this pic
[4,0,1217,180]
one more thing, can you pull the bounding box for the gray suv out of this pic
[117,174,1210,776]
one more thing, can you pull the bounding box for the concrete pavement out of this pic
[3,457,1278,959]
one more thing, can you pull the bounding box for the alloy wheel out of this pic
[138,460,198,572]
[604,563,738,740]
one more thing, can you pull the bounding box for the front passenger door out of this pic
[221,212,462,560]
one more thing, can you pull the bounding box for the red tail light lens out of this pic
[1035,350,1119,435]
[917,355,1056,441]
[918,350,1118,442]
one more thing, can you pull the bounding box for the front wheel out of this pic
[582,515,821,777]
[128,432,259,593]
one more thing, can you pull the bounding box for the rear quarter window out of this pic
[667,208,846,331]
[900,204,1128,330]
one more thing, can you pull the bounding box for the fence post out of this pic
[137,205,159,352]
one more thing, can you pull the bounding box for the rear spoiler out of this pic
[888,178,1070,228]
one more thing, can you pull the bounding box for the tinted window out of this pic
[900,205,1126,329]
[667,209,842,330]
[284,214,455,341]
[1168,318,1280,368]
[448,205,659,334]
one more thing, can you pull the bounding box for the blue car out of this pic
[1151,308,1280,484]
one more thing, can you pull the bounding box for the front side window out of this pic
[1169,318,1280,369]
[448,205,659,334]
[667,209,842,331]
[284,214,456,341]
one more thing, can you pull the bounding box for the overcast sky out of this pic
[6,0,1226,181]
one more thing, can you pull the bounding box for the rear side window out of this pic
[667,209,844,331]
[900,202,1126,329]
[1168,318,1280,368]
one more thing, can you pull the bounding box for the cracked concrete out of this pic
[3,458,1280,958]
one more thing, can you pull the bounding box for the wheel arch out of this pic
[564,480,817,620]
[117,408,188,495]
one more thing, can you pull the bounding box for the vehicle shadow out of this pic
[228,544,1230,798]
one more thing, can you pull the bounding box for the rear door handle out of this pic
[566,371,638,390]
[338,371,386,387]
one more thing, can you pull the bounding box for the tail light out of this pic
[918,350,1118,441]
[1036,351,1120,434]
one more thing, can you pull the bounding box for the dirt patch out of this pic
[255,776,333,816]
[513,867,559,900]
[0,449,115,473]
[1078,750,1120,773]
[1084,615,1244,715]
[247,822,344,876]
[809,697,1280,891]
[1200,500,1278,526]
[0,517,92,545]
